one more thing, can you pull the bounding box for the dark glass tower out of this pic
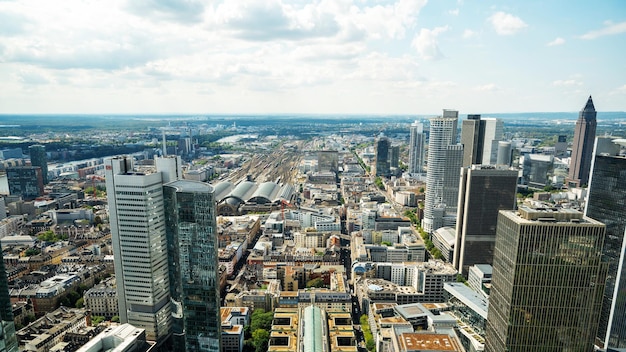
[28,145,48,185]
[375,136,390,177]
[485,206,608,351]
[585,137,626,349]
[568,96,597,187]
[0,246,18,352]
[454,166,518,275]
[164,180,220,352]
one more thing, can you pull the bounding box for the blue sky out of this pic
[0,0,624,114]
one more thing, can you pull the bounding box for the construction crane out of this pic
[87,175,105,198]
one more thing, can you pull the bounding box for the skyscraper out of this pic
[485,205,607,352]
[453,165,518,275]
[105,156,172,343]
[585,137,626,349]
[164,180,220,352]
[28,145,48,184]
[408,121,426,174]
[375,136,390,177]
[461,115,503,167]
[390,145,400,169]
[422,110,458,233]
[567,96,597,187]
[0,245,18,352]
[6,166,44,200]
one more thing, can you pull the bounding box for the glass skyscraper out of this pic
[585,137,626,349]
[164,180,220,352]
[0,246,18,352]
[28,145,48,185]
[485,206,608,351]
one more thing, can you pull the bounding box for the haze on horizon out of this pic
[0,0,625,115]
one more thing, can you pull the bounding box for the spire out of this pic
[583,95,595,112]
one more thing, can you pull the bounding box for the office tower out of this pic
[461,115,503,167]
[568,96,597,187]
[496,141,512,166]
[485,205,608,352]
[6,166,44,200]
[155,155,183,183]
[28,145,48,184]
[442,144,463,213]
[390,145,400,168]
[585,137,626,349]
[0,245,18,352]
[453,166,518,275]
[318,150,338,173]
[375,136,390,177]
[555,135,568,157]
[105,156,172,343]
[164,180,221,352]
[408,121,426,174]
[422,110,458,233]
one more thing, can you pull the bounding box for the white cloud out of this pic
[474,83,499,92]
[610,84,626,95]
[552,79,583,87]
[546,37,565,46]
[580,21,626,39]
[462,29,477,39]
[488,12,527,35]
[411,26,449,61]
[448,8,459,16]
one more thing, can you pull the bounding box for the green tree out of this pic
[24,248,40,256]
[111,315,120,323]
[306,277,325,288]
[75,297,84,308]
[252,329,269,352]
[91,316,105,325]
[250,309,273,332]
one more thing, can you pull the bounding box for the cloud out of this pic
[411,26,449,61]
[610,84,626,95]
[474,83,499,92]
[546,37,565,46]
[552,79,583,87]
[488,12,527,35]
[580,21,626,39]
[125,0,207,23]
[448,8,459,16]
[462,29,477,39]
[0,10,32,37]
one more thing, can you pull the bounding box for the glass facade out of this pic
[164,181,220,352]
[0,246,18,352]
[586,153,626,348]
[485,209,608,352]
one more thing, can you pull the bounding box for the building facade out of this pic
[28,145,48,185]
[408,121,426,174]
[164,180,221,352]
[6,167,44,200]
[485,206,608,351]
[585,137,626,349]
[375,137,391,177]
[105,156,172,343]
[0,246,18,352]
[454,166,518,275]
[423,110,458,233]
[567,96,597,187]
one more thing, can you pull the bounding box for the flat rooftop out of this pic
[399,333,460,351]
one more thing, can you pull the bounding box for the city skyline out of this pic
[0,0,625,114]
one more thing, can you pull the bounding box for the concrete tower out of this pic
[164,180,221,352]
[422,110,458,233]
[105,156,173,344]
[567,96,597,187]
[408,121,426,174]
[485,205,607,351]
[586,137,626,349]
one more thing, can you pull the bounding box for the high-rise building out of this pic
[6,166,44,200]
[164,180,221,352]
[0,245,18,352]
[567,96,597,187]
[390,145,400,169]
[422,110,458,233]
[461,115,503,167]
[442,144,463,214]
[375,136,390,177]
[485,205,607,352]
[496,141,512,166]
[28,145,48,184]
[453,165,518,275]
[408,121,426,174]
[585,137,626,349]
[105,156,172,343]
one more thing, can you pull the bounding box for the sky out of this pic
[0,0,625,115]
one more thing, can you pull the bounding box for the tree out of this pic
[306,277,325,288]
[111,315,120,323]
[252,329,269,352]
[94,216,103,225]
[91,316,105,325]
[24,248,40,256]
[75,297,84,308]
[250,309,273,332]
